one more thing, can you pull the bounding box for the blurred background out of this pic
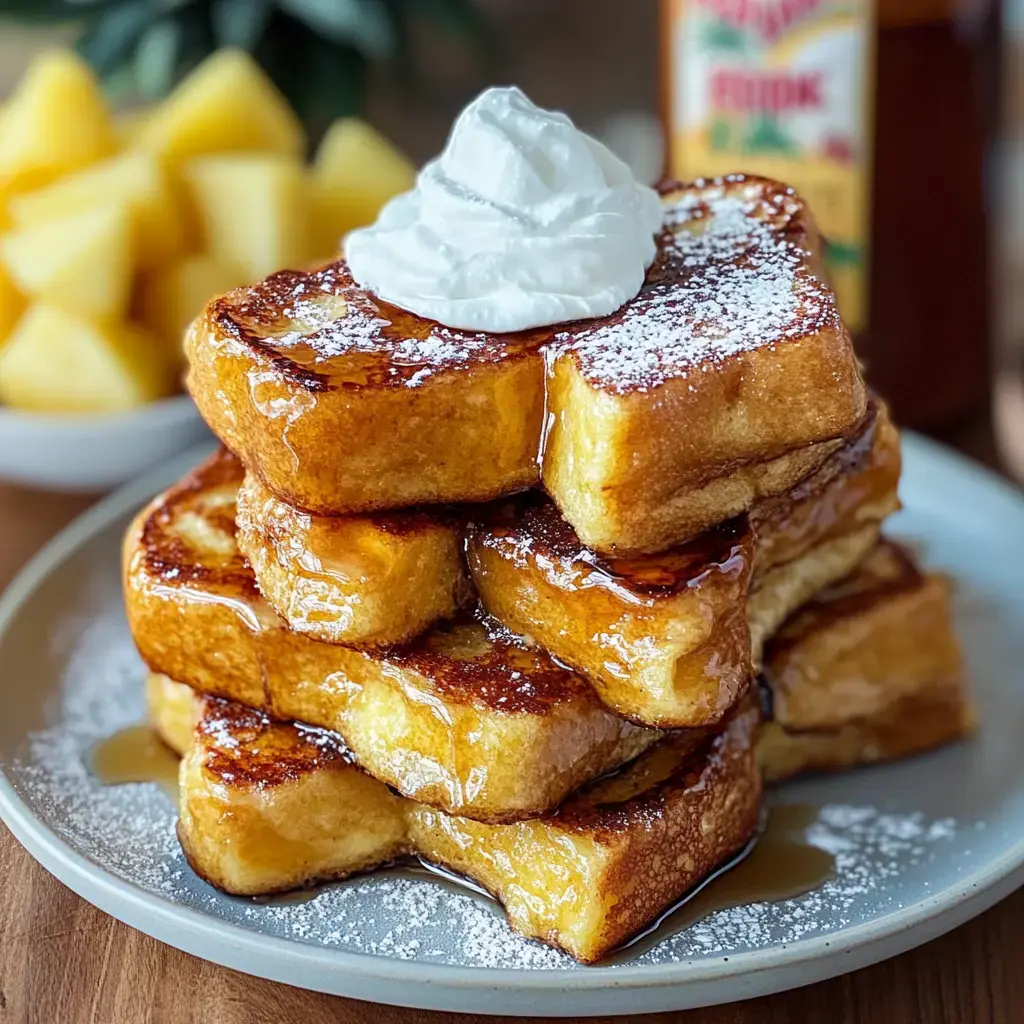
[0,0,1020,490]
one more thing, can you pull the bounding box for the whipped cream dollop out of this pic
[344,86,663,333]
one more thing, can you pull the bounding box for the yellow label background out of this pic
[665,0,874,332]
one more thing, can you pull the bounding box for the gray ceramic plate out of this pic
[0,434,1021,1017]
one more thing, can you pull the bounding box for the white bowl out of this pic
[0,395,209,492]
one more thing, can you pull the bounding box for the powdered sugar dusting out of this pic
[9,580,968,972]
[225,177,836,393]
[267,268,505,387]
[11,586,186,895]
[557,189,835,393]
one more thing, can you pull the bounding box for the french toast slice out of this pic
[235,467,467,647]
[466,400,899,727]
[149,676,761,964]
[758,541,974,782]
[541,174,866,553]
[186,175,864,554]
[186,260,549,512]
[124,452,659,822]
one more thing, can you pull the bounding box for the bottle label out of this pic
[664,0,874,331]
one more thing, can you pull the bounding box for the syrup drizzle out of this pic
[91,726,179,803]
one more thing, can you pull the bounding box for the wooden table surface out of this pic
[0,434,1020,1024]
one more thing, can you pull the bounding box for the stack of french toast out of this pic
[123,174,973,964]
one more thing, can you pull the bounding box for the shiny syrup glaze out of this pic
[389,607,600,713]
[252,816,828,964]
[143,446,461,597]
[238,469,466,593]
[204,175,838,398]
[468,396,895,602]
[208,262,552,392]
[164,795,831,962]
[197,698,359,786]
[188,694,752,828]
[137,448,256,597]
[153,697,830,962]
[469,490,752,598]
[190,696,752,840]
[132,455,604,717]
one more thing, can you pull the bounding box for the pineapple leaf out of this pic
[278,0,394,59]
[412,0,492,44]
[99,58,139,101]
[172,4,216,78]
[0,0,126,21]
[210,0,273,51]
[259,12,366,140]
[379,0,412,83]
[75,2,156,75]
[2,0,493,123]
[132,18,182,99]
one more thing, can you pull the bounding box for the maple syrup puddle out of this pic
[607,802,835,962]
[88,735,835,962]
[245,804,835,962]
[91,726,180,803]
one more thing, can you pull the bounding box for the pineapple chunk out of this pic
[138,254,248,355]
[133,49,304,163]
[0,304,172,413]
[8,153,190,270]
[0,51,117,194]
[184,155,308,280]
[0,262,25,344]
[0,204,132,322]
[309,118,415,258]
[0,104,8,226]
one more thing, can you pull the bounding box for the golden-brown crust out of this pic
[466,504,755,726]
[759,539,974,754]
[468,397,896,602]
[551,710,750,837]
[207,261,552,392]
[186,288,548,513]
[758,683,975,783]
[196,697,357,787]
[540,175,867,554]
[187,174,866,555]
[559,176,839,394]
[136,448,255,597]
[125,459,659,820]
[204,175,831,396]
[465,403,896,727]
[158,677,761,963]
[568,698,761,958]
[388,612,600,713]
[235,468,468,648]
[751,398,901,573]
[469,493,751,599]
[131,461,598,714]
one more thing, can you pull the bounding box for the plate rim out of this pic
[0,432,1022,1015]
